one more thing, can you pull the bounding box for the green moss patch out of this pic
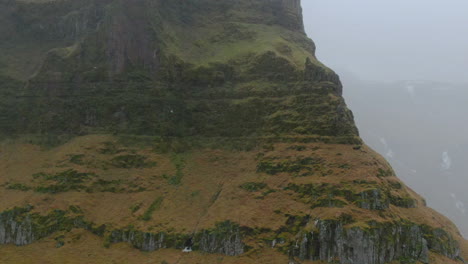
[257,156,323,176]
[139,197,164,221]
[239,182,267,192]
[162,154,186,186]
[32,169,95,193]
[286,183,418,210]
[5,168,148,194]
[6,183,32,191]
[110,154,156,169]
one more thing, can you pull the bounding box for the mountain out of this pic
[0,0,467,263]
[343,76,468,239]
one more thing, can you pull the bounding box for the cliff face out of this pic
[0,1,467,264]
[1,0,356,142]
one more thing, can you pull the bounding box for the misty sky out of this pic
[302,1,468,83]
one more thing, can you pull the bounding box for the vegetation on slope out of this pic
[0,0,355,143]
[0,0,465,263]
[0,136,466,263]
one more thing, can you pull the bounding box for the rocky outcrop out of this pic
[286,184,418,211]
[0,208,35,246]
[110,221,245,256]
[0,207,80,246]
[286,220,461,264]
[109,230,168,251]
[356,189,389,210]
[266,0,304,32]
[198,228,245,256]
[427,228,461,260]
[0,207,246,256]
[304,58,341,87]
[6,0,110,42]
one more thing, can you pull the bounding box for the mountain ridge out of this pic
[0,0,467,263]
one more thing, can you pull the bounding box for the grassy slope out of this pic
[0,236,464,264]
[0,135,466,263]
[163,21,318,69]
[0,235,292,264]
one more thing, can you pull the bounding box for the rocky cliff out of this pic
[0,0,466,264]
[2,0,354,141]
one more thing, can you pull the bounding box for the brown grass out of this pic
[0,135,466,263]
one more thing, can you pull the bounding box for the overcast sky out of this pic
[302,1,468,83]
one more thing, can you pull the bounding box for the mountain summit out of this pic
[0,1,466,263]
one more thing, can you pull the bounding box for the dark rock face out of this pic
[198,229,245,256]
[265,0,304,32]
[103,0,161,75]
[428,228,461,260]
[288,220,460,264]
[110,230,167,251]
[0,207,79,247]
[110,229,245,256]
[110,222,245,256]
[304,58,341,89]
[1,0,106,41]
[0,210,34,246]
[356,189,389,210]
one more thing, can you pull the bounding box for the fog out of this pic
[303,1,468,238]
[302,0,468,83]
